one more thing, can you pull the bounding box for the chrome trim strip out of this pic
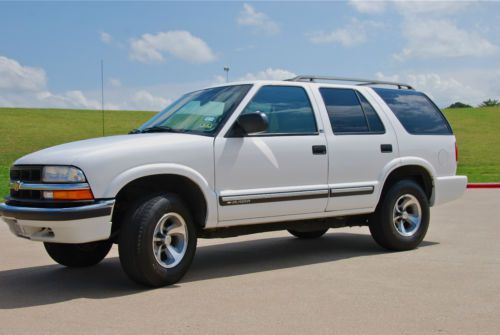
[0,200,115,221]
[220,189,329,206]
[222,189,329,202]
[9,182,90,191]
[330,186,374,197]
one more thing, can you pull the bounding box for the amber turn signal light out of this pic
[43,189,94,201]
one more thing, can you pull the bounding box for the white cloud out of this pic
[0,55,100,109]
[109,78,121,87]
[0,56,47,91]
[129,30,216,64]
[391,1,497,61]
[237,3,279,34]
[394,18,499,60]
[394,1,472,16]
[238,68,296,81]
[0,55,175,111]
[211,75,227,85]
[375,70,500,107]
[211,68,295,85]
[349,0,472,16]
[2,88,101,110]
[308,19,382,47]
[99,32,112,44]
[55,90,101,109]
[128,90,171,111]
[349,0,386,14]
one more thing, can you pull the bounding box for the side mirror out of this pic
[236,112,268,135]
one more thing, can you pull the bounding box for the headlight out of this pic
[42,166,86,183]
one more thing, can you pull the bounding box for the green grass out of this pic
[443,107,500,182]
[0,108,153,198]
[0,106,499,198]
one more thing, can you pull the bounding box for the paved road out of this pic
[0,190,499,335]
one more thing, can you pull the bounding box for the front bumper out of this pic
[0,200,114,243]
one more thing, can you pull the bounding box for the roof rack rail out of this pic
[286,75,414,90]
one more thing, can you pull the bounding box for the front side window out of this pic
[136,84,252,136]
[373,88,452,135]
[241,85,317,135]
[320,88,385,134]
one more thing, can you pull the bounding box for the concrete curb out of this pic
[467,183,500,189]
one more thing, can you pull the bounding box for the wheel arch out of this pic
[379,159,436,207]
[106,164,217,237]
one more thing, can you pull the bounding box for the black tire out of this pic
[44,240,112,267]
[369,179,430,251]
[118,193,197,287]
[287,228,328,239]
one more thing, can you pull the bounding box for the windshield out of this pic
[135,84,252,136]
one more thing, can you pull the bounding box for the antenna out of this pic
[224,66,230,82]
[101,59,105,136]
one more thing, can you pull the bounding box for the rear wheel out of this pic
[369,180,429,251]
[287,228,328,239]
[118,193,197,287]
[44,240,112,267]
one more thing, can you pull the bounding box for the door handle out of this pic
[380,144,393,153]
[312,145,327,155]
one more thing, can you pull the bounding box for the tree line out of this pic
[448,99,500,109]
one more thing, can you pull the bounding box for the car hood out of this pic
[14,133,214,172]
[15,133,214,167]
[14,133,215,197]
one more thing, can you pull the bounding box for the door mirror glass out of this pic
[236,112,269,135]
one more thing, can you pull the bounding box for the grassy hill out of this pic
[0,106,499,198]
[0,108,153,198]
[443,107,500,183]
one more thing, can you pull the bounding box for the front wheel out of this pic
[369,180,430,251]
[44,240,112,267]
[118,193,197,287]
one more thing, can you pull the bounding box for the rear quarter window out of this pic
[373,88,452,135]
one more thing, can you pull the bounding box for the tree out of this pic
[479,99,500,107]
[447,102,472,109]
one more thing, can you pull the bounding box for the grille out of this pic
[10,166,42,182]
[7,165,93,208]
[10,189,42,201]
[9,166,43,201]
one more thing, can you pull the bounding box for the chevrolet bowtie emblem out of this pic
[11,180,21,192]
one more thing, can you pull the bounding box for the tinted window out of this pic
[374,88,452,135]
[139,85,252,135]
[242,86,317,134]
[320,88,385,134]
[356,92,385,133]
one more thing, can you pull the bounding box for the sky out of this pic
[0,0,499,110]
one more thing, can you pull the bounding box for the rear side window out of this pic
[241,85,317,134]
[374,88,452,135]
[319,88,385,134]
[357,93,385,133]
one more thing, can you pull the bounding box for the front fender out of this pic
[102,163,218,228]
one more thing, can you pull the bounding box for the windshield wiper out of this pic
[129,126,186,134]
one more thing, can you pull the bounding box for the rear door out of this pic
[312,87,399,211]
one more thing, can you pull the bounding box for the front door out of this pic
[214,85,329,222]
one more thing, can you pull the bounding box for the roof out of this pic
[209,75,414,91]
[286,75,414,90]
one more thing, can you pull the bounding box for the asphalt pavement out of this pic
[0,189,499,335]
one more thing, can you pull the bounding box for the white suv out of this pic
[1,76,467,286]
